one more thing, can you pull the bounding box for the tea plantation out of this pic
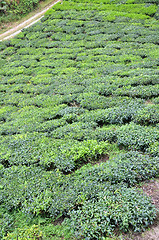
[0,0,159,239]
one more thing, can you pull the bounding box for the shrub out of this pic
[67,186,156,239]
[0,0,43,24]
[74,151,159,186]
[1,149,158,236]
[147,142,159,157]
[133,105,159,125]
[0,165,108,217]
[0,210,14,239]
[114,85,159,99]
[116,123,159,150]
[51,121,97,140]
[0,133,110,171]
[4,225,42,240]
[78,102,143,125]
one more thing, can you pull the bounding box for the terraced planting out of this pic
[0,0,159,239]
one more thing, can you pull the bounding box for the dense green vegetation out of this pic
[0,0,159,239]
[0,0,47,25]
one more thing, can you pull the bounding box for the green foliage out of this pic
[133,104,159,125]
[0,1,8,14]
[0,0,159,238]
[0,0,43,24]
[1,151,158,220]
[0,210,14,239]
[74,151,159,186]
[0,133,110,171]
[147,141,159,157]
[67,186,156,239]
[116,123,159,151]
[114,85,159,98]
[4,221,73,240]
[4,225,42,240]
[40,223,73,240]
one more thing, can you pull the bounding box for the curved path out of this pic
[0,0,61,41]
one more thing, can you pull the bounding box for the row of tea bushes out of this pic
[67,188,155,238]
[1,150,158,237]
[1,123,159,171]
[0,97,158,134]
[0,132,112,171]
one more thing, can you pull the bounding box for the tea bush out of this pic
[116,123,159,151]
[1,151,158,218]
[147,142,159,157]
[67,186,156,239]
[3,225,42,240]
[0,133,110,171]
[133,105,159,125]
[0,210,14,239]
[74,151,159,186]
[114,85,159,98]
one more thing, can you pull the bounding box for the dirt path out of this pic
[0,0,61,41]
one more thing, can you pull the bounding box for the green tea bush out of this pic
[76,92,113,110]
[147,142,159,157]
[0,133,46,166]
[51,121,97,140]
[0,133,110,171]
[74,151,159,186]
[133,105,159,125]
[0,165,107,217]
[90,126,117,142]
[152,97,159,104]
[0,105,17,122]
[1,162,157,225]
[114,85,159,98]
[67,186,156,239]
[40,223,73,240]
[4,225,42,240]
[53,140,110,171]
[0,166,58,213]
[107,152,159,185]
[0,210,14,239]
[5,223,73,240]
[0,104,71,135]
[78,102,142,125]
[1,149,158,237]
[116,123,159,150]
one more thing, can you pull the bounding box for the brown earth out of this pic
[140,179,159,210]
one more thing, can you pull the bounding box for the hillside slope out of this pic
[0,0,159,239]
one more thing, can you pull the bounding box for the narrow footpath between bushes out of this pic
[0,0,61,41]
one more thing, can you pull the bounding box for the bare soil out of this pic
[145,100,155,105]
[140,179,159,210]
